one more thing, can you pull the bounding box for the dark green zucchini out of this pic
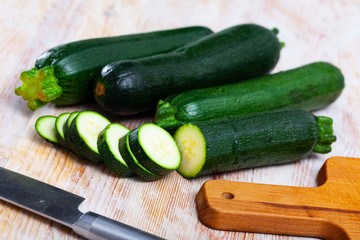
[15,26,213,110]
[95,24,282,115]
[155,62,344,131]
[173,110,336,178]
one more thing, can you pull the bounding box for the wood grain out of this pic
[196,157,360,240]
[0,0,359,239]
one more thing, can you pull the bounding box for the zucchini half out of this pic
[174,110,336,178]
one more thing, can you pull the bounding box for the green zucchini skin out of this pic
[119,131,163,181]
[155,62,345,131]
[63,111,80,152]
[95,24,282,115]
[35,115,59,144]
[55,112,70,147]
[174,110,336,178]
[127,128,174,176]
[15,26,213,110]
[97,124,134,177]
[67,111,110,163]
[68,116,101,163]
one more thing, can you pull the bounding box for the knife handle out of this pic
[72,211,163,240]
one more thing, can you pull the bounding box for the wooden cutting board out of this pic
[196,157,360,240]
[1,0,360,239]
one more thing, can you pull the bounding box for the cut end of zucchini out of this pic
[138,123,181,170]
[35,116,59,143]
[15,66,63,110]
[154,100,182,131]
[174,123,206,178]
[314,116,336,154]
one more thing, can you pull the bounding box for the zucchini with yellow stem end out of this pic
[15,26,213,110]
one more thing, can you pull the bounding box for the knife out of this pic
[0,166,163,240]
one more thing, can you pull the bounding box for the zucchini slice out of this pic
[55,112,70,147]
[97,123,133,177]
[63,111,79,144]
[119,132,163,181]
[35,115,59,144]
[128,123,181,175]
[68,111,110,163]
[174,110,337,178]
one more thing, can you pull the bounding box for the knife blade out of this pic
[0,166,163,240]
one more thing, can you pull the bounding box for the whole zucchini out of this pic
[95,24,282,115]
[173,110,336,178]
[155,62,344,131]
[15,26,213,110]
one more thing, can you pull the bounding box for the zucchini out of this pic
[35,115,58,144]
[173,110,336,178]
[95,24,282,115]
[15,26,213,110]
[119,131,163,181]
[55,112,70,147]
[155,62,345,130]
[127,123,181,176]
[97,123,133,177]
[63,111,79,149]
[68,111,110,162]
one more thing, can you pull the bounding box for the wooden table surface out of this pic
[1,0,359,239]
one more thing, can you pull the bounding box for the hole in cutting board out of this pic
[222,192,234,199]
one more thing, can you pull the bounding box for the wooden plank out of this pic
[196,157,360,239]
[0,0,359,239]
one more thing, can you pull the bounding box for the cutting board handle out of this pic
[196,157,360,240]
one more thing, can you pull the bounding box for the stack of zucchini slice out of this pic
[35,111,181,181]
